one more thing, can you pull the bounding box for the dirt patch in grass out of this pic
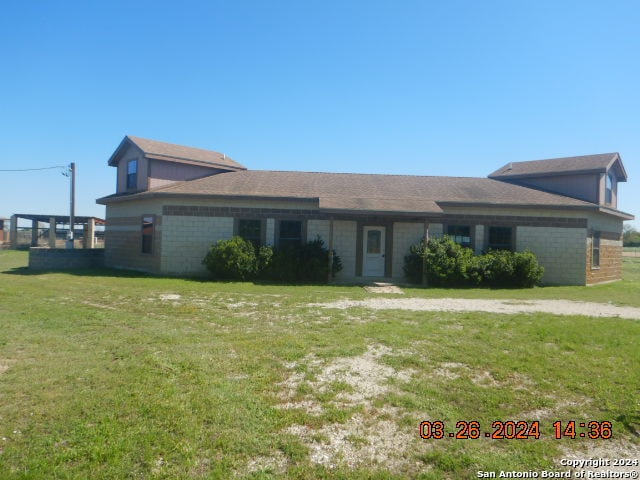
[363,284,404,294]
[277,344,421,470]
[313,298,640,319]
[246,452,289,475]
[285,413,415,471]
[518,397,593,421]
[158,294,182,301]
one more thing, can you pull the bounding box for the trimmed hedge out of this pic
[203,236,342,284]
[404,236,544,288]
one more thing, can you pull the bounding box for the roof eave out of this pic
[319,207,444,217]
[438,201,635,220]
[145,153,246,171]
[597,206,634,220]
[97,191,320,206]
[437,201,594,211]
[489,168,607,180]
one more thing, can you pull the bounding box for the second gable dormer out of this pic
[488,153,628,209]
[107,136,246,194]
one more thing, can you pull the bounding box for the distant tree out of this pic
[623,224,640,247]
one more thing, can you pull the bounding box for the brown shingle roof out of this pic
[108,136,246,171]
[488,153,627,181]
[113,169,597,215]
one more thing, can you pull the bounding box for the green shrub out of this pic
[403,240,428,284]
[261,236,342,284]
[203,235,342,284]
[476,249,515,288]
[423,236,475,287]
[404,236,475,287]
[202,236,259,280]
[511,250,545,288]
[404,236,544,288]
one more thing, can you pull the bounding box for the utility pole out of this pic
[66,163,76,249]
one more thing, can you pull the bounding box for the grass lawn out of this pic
[0,250,638,479]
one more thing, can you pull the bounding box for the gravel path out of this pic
[315,298,640,319]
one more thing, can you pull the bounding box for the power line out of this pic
[0,165,68,172]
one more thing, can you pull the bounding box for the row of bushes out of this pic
[202,236,342,283]
[203,235,544,287]
[404,236,544,288]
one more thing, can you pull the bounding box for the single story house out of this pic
[97,136,633,285]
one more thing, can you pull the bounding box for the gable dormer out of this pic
[107,135,246,194]
[488,153,628,209]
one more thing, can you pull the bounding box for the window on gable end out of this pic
[605,173,614,204]
[127,160,138,190]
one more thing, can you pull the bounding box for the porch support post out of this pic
[422,220,429,287]
[31,219,38,247]
[49,217,57,248]
[84,218,96,249]
[10,215,18,249]
[328,216,334,283]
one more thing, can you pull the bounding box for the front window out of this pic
[487,226,513,251]
[238,219,262,248]
[127,160,138,190]
[279,220,302,250]
[447,225,472,248]
[142,215,154,254]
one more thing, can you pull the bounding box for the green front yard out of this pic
[0,251,638,479]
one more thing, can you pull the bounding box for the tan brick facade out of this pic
[104,215,162,274]
[586,234,623,285]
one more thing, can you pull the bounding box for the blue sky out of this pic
[1,0,638,226]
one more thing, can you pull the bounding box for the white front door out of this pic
[363,226,385,277]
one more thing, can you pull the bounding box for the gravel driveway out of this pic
[315,298,640,319]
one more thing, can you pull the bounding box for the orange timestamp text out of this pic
[419,420,613,440]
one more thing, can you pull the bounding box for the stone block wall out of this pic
[161,216,234,275]
[307,219,330,244]
[331,221,357,281]
[516,226,587,285]
[391,222,425,281]
[266,219,275,245]
[474,225,485,254]
[29,247,105,270]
